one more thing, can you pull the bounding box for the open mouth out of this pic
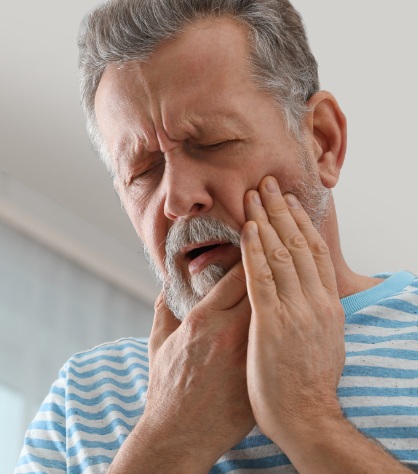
[186,244,221,261]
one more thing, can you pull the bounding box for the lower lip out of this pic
[188,244,233,275]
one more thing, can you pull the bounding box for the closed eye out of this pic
[199,140,233,151]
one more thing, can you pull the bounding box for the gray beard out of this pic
[143,147,331,321]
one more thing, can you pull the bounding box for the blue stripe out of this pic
[343,365,418,379]
[29,420,66,437]
[346,314,418,329]
[392,450,418,461]
[50,385,66,398]
[17,454,66,471]
[39,402,66,418]
[362,427,418,439]
[232,434,273,450]
[71,340,148,360]
[67,437,127,458]
[67,418,134,437]
[67,362,149,380]
[70,351,149,368]
[343,405,418,417]
[346,348,418,361]
[66,403,142,420]
[66,389,144,406]
[67,455,113,474]
[377,299,418,315]
[24,437,66,453]
[67,373,148,392]
[210,453,291,472]
[338,386,418,398]
[345,332,418,344]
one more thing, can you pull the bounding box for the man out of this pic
[17,0,418,472]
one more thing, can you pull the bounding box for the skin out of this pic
[96,16,412,474]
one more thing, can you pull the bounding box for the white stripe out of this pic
[351,415,418,429]
[380,438,418,451]
[340,396,418,408]
[345,325,418,337]
[16,464,65,474]
[345,356,418,370]
[348,305,418,323]
[24,428,66,442]
[339,377,418,389]
[71,340,148,363]
[68,379,148,399]
[396,292,418,305]
[346,340,418,353]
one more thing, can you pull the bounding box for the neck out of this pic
[320,196,383,299]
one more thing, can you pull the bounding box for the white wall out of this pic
[292,0,418,275]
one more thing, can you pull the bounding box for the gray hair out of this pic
[78,0,320,173]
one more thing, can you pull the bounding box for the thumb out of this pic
[149,293,180,359]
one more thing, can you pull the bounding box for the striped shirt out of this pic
[16,271,418,473]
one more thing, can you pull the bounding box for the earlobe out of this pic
[305,91,347,189]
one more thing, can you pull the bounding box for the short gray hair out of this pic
[78,0,320,173]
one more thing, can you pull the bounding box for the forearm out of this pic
[276,411,413,474]
[107,418,212,474]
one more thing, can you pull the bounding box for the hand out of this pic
[241,176,346,453]
[141,261,255,469]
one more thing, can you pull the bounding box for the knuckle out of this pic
[269,200,288,217]
[287,234,308,251]
[183,310,209,337]
[309,238,330,258]
[270,246,293,265]
[256,282,278,302]
[253,268,275,285]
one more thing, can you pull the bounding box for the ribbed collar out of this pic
[341,270,416,317]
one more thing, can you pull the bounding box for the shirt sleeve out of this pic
[15,364,68,473]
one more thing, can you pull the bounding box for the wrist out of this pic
[109,416,217,474]
[270,408,410,474]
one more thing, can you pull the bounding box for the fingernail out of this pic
[252,192,262,206]
[284,193,300,208]
[265,177,279,193]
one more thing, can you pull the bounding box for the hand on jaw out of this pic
[109,176,412,473]
[241,175,346,469]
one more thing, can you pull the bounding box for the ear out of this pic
[304,91,347,189]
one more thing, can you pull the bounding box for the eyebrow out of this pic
[113,108,249,165]
[184,110,249,139]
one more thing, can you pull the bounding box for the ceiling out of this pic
[1,1,418,307]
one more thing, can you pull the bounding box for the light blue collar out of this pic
[341,270,416,317]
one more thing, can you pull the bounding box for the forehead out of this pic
[95,18,290,168]
[94,17,260,136]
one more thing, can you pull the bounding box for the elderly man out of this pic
[17,0,418,473]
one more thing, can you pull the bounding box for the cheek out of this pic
[127,192,168,269]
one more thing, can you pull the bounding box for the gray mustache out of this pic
[164,216,241,268]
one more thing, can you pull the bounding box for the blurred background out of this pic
[1,1,417,471]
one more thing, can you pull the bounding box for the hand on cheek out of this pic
[241,176,346,453]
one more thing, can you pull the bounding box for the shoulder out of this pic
[63,337,150,383]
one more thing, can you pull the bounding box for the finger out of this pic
[199,259,248,312]
[258,177,325,295]
[241,220,282,316]
[245,185,321,299]
[283,193,338,295]
[149,293,181,358]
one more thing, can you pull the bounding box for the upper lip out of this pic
[181,240,229,260]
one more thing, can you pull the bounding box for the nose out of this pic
[163,152,214,220]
